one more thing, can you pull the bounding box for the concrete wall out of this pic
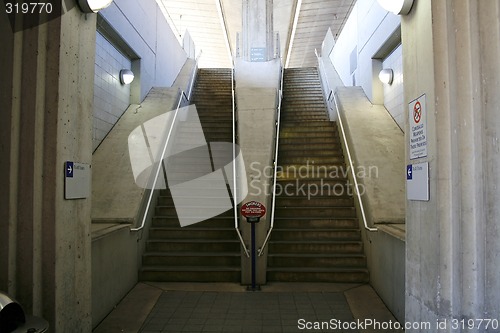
[91,60,197,328]
[381,44,404,131]
[329,0,400,104]
[100,0,188,101]
[335,87,405,322]
[317,52,406,321]
[0,5,97,331]
[93,32,132,151]
[403,0,500,329]
[91,225,138,327]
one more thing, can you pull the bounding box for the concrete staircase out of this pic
[267,67,369,283]
[140,69,241,282]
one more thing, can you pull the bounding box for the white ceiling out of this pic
[158,0,355,68]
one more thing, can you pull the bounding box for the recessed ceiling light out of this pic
[377,0,414,15]
[77,0,113,13]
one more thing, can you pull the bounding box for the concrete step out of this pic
[279,143,342,151]
[140,266,240,282]
[267,67,368,284]
[267,268,369,283]
[155,206,233,217]
[149,227,237,240]
[281,120,335,127]
[279,137,339,145]
[273,218,359,229]
[267,253,367,268]
[152,216,235,228]
[275,196,354,207]
[279,131,337,138]
[282,115,329,121]
[268,240,363,254]
[276,178,349,188]
[274,207,356,218]
[157,195,233,206]
[142,252,240,266]
[271,229,361,241]
[146,239,240,252]
[279,156,345,164]
[140,68,239,284]
[279,149,343,157]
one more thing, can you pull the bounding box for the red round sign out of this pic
[413,101,422,124]
[240,201,267,218]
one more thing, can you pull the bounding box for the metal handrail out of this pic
[315,51,377,232]
[258,62,285,256]
[131,54,201,232]
[232,65,250,257]
[131,93,183,232]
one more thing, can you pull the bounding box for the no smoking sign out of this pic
[413,101,422,123]
[409,94,428,160]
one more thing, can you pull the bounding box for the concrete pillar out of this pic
[0,4,96,332]
[242,0,274,61]
[402,0,500,329]
[235,58,281,285]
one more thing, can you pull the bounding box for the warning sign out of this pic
[409,94,427,160]
[241,201,266,223]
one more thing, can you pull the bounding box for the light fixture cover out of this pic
[77,0,113,13]
[379,68,394,85]
[120,69,135,85]
[377,0,414,15]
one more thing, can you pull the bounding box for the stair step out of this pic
[267,253,367,268]
[155,206,233,217]
[149,227,236,240]
[152,216,235,228]
[279,156,345,164]
[267,268,369,283]
[140,266,240,282]
[279,137,339,145]
[276,196,354,207]
[271,229,361,241]
[274,207,356,218]
[268,241,363,254]
[146,239,240,252]
[142,252,240,266]
[280,131,335,139]
[279,150,343,157]
[273,218,359,229]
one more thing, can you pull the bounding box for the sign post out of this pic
[240,201,266,291]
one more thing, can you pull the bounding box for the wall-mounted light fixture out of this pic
[379,68,394,85]
[120,69,135,85]
[77,0,113,13]
[377,0,414,15]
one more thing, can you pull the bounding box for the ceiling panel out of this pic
[157,0,356,69]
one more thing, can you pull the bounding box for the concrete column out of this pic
[0,5,96,332]
[242,0,274,61]
[402,0,500,329]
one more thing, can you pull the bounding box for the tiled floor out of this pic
[94,283,403,333]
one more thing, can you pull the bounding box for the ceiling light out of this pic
[77,0,113,13]
[379,68,394,85]
[377,0,414,15]
[120,69,134,85]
